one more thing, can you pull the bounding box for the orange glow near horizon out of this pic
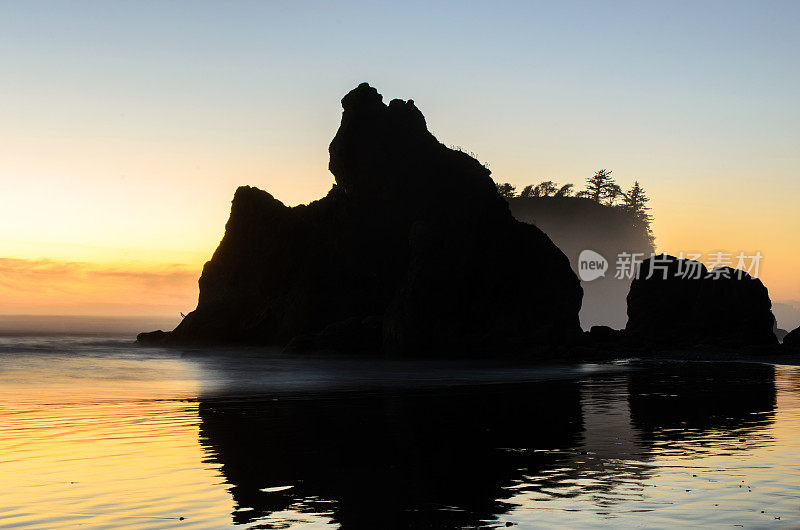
[1,161,797,319]
[1,162,798,318]
[0,256,201,316]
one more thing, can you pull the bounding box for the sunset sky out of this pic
[1,1,798,320]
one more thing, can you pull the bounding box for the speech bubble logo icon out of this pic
[578,249,608,282]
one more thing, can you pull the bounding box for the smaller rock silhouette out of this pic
[783,326,800,349]
[625,254,777,346]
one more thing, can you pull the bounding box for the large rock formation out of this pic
[140,83,582,355]
[625,254,778,347]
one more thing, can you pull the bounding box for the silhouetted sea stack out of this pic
[625,254,778,347]
[138,83,583,355]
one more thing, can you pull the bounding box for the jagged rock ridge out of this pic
[140,83,583,355]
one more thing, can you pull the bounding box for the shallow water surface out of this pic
[0,335,798,528]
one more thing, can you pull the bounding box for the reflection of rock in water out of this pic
[581,375,641,459]
[197,363,779,527]
[198,382,583,528]
[628,362,776,448]
[571,374,652,506]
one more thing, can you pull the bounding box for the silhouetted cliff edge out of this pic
[139,83,582,355]
[508,196,654,329]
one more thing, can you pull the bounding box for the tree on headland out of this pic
[621,181,652,224]
[519,181,571,198]
[554,183,574,198]
[606,183,624,206]
[621,181,654,244]
[496,182,517,198]
[493,171,656,246]
[499,172,646,213]
[621,182,648,214]
[585,169,616,203]
[534,181,558,197]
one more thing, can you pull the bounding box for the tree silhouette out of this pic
[621,181,654,244]
[606,183,624,206]
[495,182,517,198]
[585,169,615,203]
[534,181,558,197]
[519,181,570,198]
[554,183,575,198]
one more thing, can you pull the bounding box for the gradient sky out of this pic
[1,1,798,317]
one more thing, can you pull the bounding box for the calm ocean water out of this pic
[0,325,798,528]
